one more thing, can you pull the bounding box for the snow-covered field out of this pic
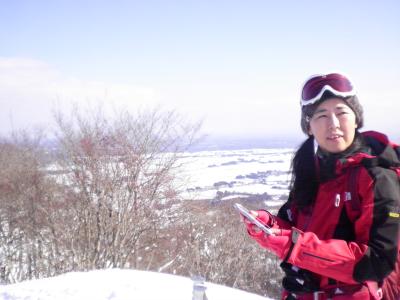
[179,148,294,202]
[47,147,294,205]
[0,269,273,300]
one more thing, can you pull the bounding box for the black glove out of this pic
[280,262,320,294]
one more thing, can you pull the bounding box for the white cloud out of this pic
[0,57,300,139]
[0,57,159,134]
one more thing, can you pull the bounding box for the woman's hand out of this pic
[242,210,274,234]
[242,210,294,259]
[252,228,292,259]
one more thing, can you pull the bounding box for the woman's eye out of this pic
[316,114,327,119]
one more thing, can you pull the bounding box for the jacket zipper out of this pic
[302,252,335,262]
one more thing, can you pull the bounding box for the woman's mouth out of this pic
[327,134,343,141]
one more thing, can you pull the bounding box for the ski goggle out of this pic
[300,73,356,106]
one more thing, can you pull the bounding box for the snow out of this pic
[46,147,294,203]
[178,148,293,201]
[0,269,274,300]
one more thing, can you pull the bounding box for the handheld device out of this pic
[234,203,273,235]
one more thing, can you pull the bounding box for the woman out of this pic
[242,73,400,299]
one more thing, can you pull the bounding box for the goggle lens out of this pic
[301,73,355,105]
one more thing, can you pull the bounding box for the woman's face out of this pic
[308,98,358,153]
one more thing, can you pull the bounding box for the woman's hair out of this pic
[300,92,364,135]
[289,136,319,210]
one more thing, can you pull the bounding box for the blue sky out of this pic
[1,0,399,141]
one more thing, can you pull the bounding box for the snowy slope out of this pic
[0,269,274,300]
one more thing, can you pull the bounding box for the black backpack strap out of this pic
[361,156,397,169]
[350,156,399,214]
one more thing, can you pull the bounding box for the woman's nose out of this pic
[328,114,340,129]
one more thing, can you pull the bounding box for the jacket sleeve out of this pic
[286,167,400,284]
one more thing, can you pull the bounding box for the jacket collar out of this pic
[320,131,399,178]
[316,132,368,181]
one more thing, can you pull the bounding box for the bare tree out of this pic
[0,107,285,298]
[0,130,63,283]
[52,106,200,271]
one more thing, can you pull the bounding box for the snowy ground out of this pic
[47,147,293,204]
[0,269,274,300]
[178,148,293,201]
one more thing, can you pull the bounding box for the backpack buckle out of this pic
[313,291,324,300]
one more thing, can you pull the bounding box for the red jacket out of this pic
[276,132,400,299]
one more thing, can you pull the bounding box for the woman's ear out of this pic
[308,126,313,136]
[306,116,313,136]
